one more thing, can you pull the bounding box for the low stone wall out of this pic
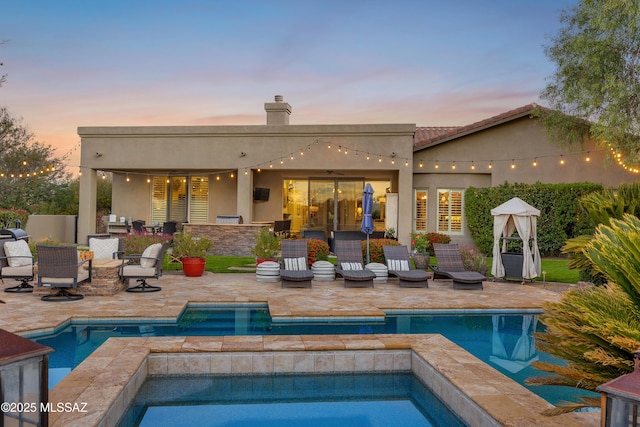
[183,223,270,256]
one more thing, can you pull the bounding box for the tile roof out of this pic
[414,104,539,150]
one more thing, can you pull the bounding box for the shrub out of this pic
[172,232,212,258]
[362,238,401,264]
[459,245,487,275]
[0,208,29,229]
[411,232,450,254]
[123,232,171,255]
[465,182,602,256]
[306,239,329,267]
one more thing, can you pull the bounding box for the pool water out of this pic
[32,306,597,405]
[117,373,467,427]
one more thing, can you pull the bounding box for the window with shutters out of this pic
[413,189,427,232]
[437,189,463,234]
[150,176,208,224]
[189,176,209,223]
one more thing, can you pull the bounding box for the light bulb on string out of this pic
[419,161,423,168]
[510,160,516,169]
[471,161,475,170]
[435,161,439,169]
[451,161,456,170]
[559,155,565,165]
[404,160,409,167]
[585,152,591,162]
[532,158,538,167]
[366,153,370,160]
[488,161,493,169]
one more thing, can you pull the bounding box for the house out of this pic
[411,104,635,246]
[77,96,415,253]
[76,99,636,253]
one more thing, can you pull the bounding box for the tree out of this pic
[530,214,640,414]
[0,107,69,212]
[536,0,640,166]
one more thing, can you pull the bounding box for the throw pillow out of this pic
[341,262,363,271]
[4,240,32,267]
[89,238,119,260]
[284,256,307,271]
[140,243,162,268]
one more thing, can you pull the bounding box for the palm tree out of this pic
[530,214,640,414]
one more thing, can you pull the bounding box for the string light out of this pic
[532,158,538,167]
[471,161,475,170]
[510,160,516,169]
[585,152,591,162]
[435,161,439,169]
[451,161,456,170]
[559,155,565,165]
[489,161,493,169]
[419,161,423,168]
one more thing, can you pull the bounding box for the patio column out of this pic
[237,169,253,223]
[78,168,97,244]
[397,165,413,246]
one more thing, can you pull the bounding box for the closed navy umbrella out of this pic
[361,183,374,263]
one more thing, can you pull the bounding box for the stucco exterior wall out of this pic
[78,123,416,247]
[412,115,637,246]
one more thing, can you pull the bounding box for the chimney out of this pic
[264,95,291,125]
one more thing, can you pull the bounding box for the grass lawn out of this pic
[482,257,579,284]
[164,255,580,284]
[164,256,256,273]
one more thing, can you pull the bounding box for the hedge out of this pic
[465,182,602,256]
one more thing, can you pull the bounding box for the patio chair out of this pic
[334,240,376,288]
[302,229,326,241]
[161,221,178,236]
[119,241,169,293]
[37,245,90,301]
[383,245,429,288]
[279,239,314,288]
[131,220,146,234]
[89,236,123,260]
[1,239,35,293]
[273,220,291,238]
[431,243,486,290]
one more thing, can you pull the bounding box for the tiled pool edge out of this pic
[48,334,598,427]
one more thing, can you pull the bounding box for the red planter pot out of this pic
[182,257,206,277]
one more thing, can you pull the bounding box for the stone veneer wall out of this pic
[183,223,268,256]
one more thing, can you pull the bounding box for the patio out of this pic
[0,274,597,426]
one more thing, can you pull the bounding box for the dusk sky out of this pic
[0,0,577,172]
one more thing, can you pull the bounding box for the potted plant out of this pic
[251,227,281,265]
[411,233,431,269]
[171,232,212,277]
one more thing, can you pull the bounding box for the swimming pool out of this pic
[117,373,467,427]
[31,305,596,405]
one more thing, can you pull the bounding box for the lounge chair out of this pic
[279,239,314,288]
[431,243,486,290]
[383,245,429,288]
[119,241,169,292]
[37,245,90,301]
[334,240,376,288]
[1,239,35,293]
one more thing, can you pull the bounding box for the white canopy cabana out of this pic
[491,197,541,280]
